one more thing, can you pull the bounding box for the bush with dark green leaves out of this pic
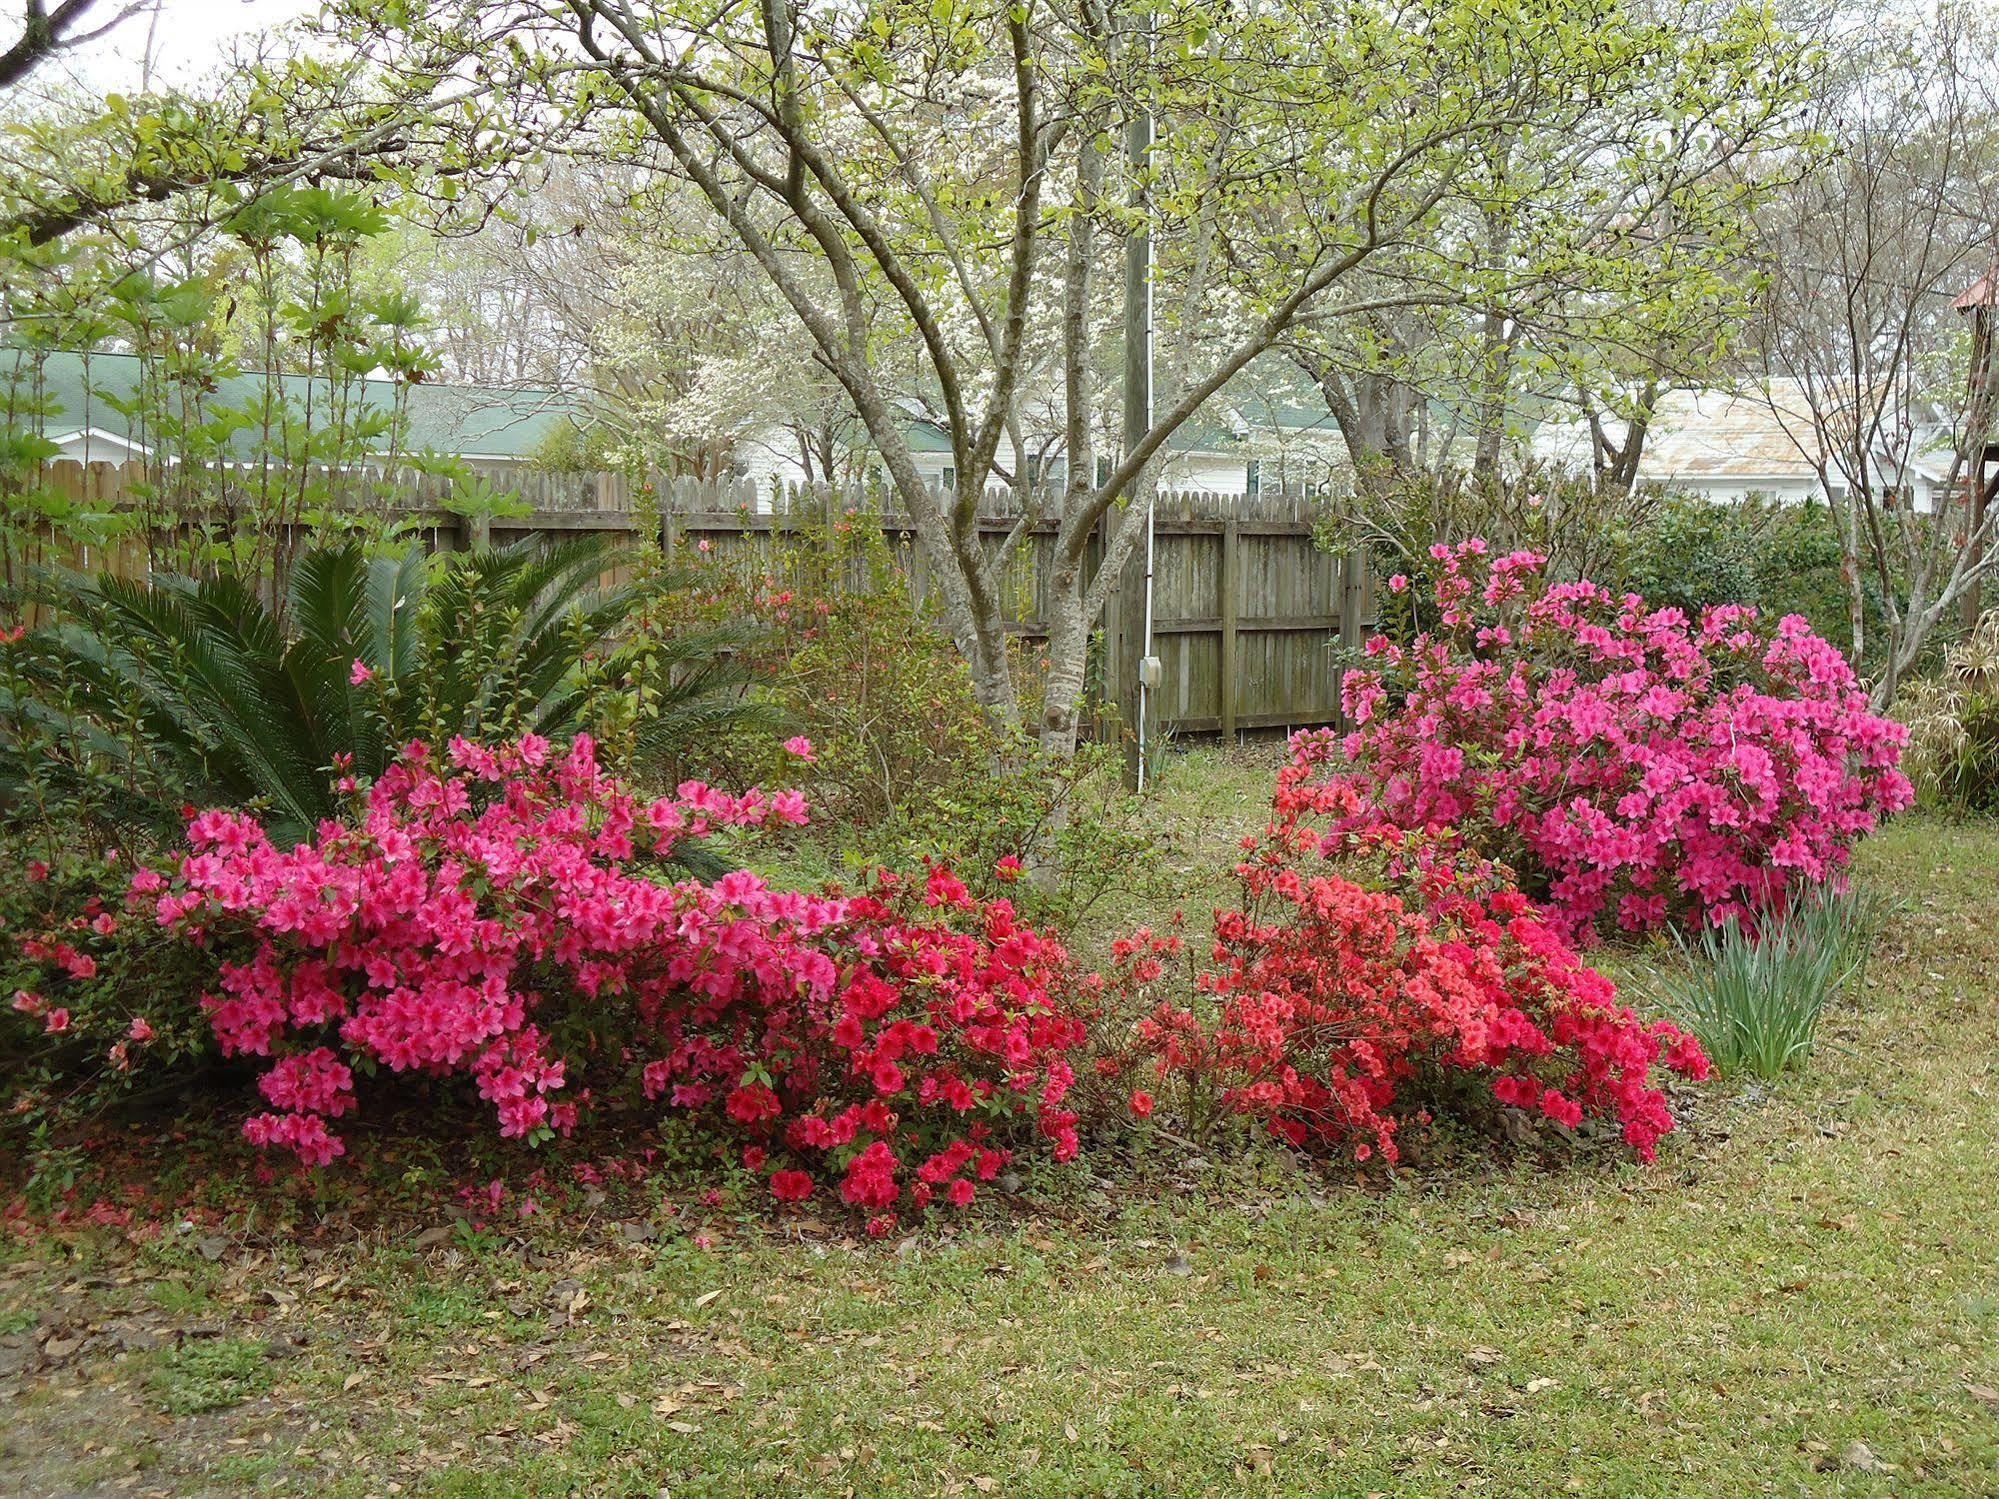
[1348,473,1877,664]
[1618,494,1880,661]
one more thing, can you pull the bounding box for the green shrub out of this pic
[1617,496,1763,618]
[678,508,1167,927]
[1653,886,1880,1079]
[1897,611,1999,811]
[850,736,1164,927]
[1619,494,1881,661]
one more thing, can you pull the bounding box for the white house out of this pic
[1533,380,1953,511]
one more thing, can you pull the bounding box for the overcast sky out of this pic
[34,0,318,91]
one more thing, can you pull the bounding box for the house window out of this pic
[1096,456,1113,488]
[1245,459,1262,498]
[941,465,957,494]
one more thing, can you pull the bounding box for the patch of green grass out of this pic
[257,815,1998,1497]
[144,1336,275,1416]
[147,1276,217,1319]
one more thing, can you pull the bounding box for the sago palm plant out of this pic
[1,535,777,846]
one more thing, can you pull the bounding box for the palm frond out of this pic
[4,535,772,846]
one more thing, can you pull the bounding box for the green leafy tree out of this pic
[330,0,1815,765]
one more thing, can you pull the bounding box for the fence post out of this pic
[1336,527,1368,726]
[658,470,678,555]
[1220,495,1240,741]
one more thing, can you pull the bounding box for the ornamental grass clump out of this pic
[1657,883,1883,1080]
[1786,882,1889,992]
[1332,540,1912,941]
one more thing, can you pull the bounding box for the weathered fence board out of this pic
[9,462,1369,740]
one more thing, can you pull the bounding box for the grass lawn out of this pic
[3,752,1997,1497]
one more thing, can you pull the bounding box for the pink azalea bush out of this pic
[87,733,1085,1228]
[1335,541,1910,939]
[1111,744,1708,1163]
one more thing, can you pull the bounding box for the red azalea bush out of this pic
[1119,742,1709,1164]
[1335,540,1911,939]
[636,861,1087,1226]
[14,733,1086,1229]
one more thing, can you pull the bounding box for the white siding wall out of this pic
[1672,476,1825,505]
[1159,453,1252,495]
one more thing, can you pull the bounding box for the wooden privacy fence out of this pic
[480,472,1372,741]
[15,461,1371,740]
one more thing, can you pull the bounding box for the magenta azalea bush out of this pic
[1333,541,1911,939]
[74,734,1087,1230]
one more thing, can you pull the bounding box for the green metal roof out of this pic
[1,349,583,462]
[901,419,957,455]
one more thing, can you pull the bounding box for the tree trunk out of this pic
[1039,565,1093,763]
[1293,349,1417,489]
[1471,312,1519,484]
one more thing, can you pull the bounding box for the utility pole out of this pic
[1122,19,1156,789]
[1121,110,1152,456]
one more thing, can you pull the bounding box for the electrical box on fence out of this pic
[1138,655,1163,689]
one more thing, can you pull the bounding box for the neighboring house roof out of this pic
[1634,384,1827,482]
[901,420,956,456]
[1953,265,1997,311]
[1,349,583,462]
[1534,378,1953,487]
